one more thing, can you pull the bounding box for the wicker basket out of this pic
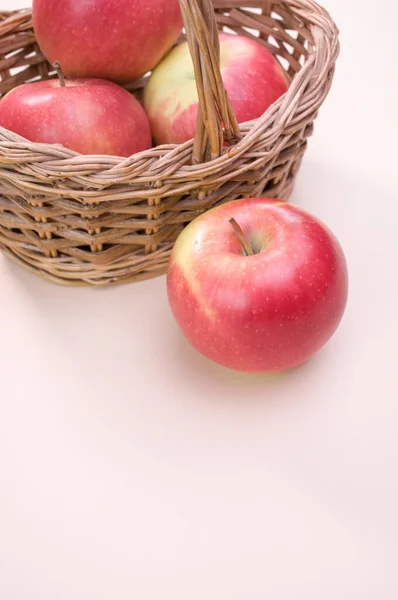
[0,0,339,286]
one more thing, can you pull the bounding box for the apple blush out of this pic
[32,0,183,83]
[0,63,152,157]
[144,33,289,146]
[167,198,348,373]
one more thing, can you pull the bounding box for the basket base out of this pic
[0,244,170,287]
[0,179,295,287]
[0,181,296,287]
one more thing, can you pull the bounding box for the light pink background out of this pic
[0,0,397,598]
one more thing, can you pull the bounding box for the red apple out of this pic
[144,33,289,146]
[32,0,183,84]
[0,76,152,156]
[167,198,348,373]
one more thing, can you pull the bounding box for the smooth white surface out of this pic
[1,1,397,598]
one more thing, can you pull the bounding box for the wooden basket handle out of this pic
[179,0,241,163]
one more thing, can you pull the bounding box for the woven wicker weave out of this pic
[0,0,339,286]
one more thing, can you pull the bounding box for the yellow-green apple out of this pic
[32,0,183,83]
[144,33,289,146]
[0,76,152,156]
[167,198,348,373]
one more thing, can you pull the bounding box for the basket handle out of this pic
[179,0,241,163]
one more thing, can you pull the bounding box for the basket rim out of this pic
[0,0,339,178]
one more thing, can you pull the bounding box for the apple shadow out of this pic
[165,156,396,401]
[168,296,301,380]
[167,317,327,397]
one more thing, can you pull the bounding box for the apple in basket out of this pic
[167,198,348,373]
[144,33,289,146]
[0,66,152,156]
[32,0,183,83]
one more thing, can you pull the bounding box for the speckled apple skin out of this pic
[33,0,183,83]
[144,33,289,146]
[167,198,348,373]
[0,78,152,156]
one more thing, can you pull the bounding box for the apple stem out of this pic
[53,61,66,87]
[229,218,254,256]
